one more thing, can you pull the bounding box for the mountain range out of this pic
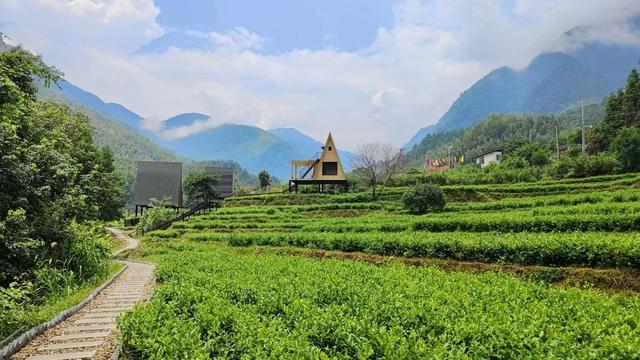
[44,41,640,180]
[156,113,353,180]
[406,42,640,150]
[36,83,182,202]
[13,30,640,183]
[42,80,351,180]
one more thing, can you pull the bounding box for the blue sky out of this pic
[150,0,393,54]
[1,0,639,148]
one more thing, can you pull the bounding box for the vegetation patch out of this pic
[259,247,640,294]
[119,245,640,359]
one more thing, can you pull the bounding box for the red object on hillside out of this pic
[425,156,453,172]
[426,165,450,172]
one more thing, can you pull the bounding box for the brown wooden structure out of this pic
[289,133,348,192]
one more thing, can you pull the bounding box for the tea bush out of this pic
[119,247,640,359]
[401,184,446,214]
[202,231,640,268]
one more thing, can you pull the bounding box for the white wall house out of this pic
[474,150,502,168]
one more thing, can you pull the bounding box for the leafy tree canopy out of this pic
[184,172,219,203]
[611,127,640,173]
[258,170,271,189]
[0,46,123,286]
[590,68,640,152]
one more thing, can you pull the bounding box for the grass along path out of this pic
[0,262,123,349]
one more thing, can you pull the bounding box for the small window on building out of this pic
[328,146,332,151]
[322,162,338,175]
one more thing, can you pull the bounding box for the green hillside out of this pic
[162,123,305,180]
[38,86,181,203]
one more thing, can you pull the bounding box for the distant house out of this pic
[134,161,183,214]
[474,150,502,168]
[205,166,237,198]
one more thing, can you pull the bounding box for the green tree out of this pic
[611,127,640,172]
[0,45,62,99]
[258,170,271,190]
[517,142,552,167]
[184,172,219,203]
[0,45,122,286]
[590,67,640,152]
[622,69,640,125]
[33,101,124,221]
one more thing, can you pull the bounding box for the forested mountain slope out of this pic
[38,86,182,203]
[407,43,640,149]
[41,80,347,181]
[54,80,143,129]
[157,115,353,180]
[159,123,304,180]
[408,101,605,162]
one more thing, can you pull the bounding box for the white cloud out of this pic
[1,0,639,149]
[207,27,265,51]
[371,89,403,108]
[159,115,217,141]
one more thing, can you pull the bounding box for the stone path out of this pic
[107,228,139,257]
[9,229,154,360]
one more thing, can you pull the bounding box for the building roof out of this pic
[474,149,502,159]
[312,132,346,181]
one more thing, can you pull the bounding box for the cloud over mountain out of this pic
[2,0,639,149]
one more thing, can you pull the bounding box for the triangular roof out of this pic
[313,132,346,180]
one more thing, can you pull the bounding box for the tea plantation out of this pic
[120,174,640,358]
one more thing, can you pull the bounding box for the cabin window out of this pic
[322,162,338,175]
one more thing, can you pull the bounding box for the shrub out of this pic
[146,229,181,239]
[501,142,552,167]
[572,154,618,178]
[550,154,618,178]
[139,198,176,232]
[401,184,446,214]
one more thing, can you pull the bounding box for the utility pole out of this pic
[581,100,586,153]
[555,119,560,159]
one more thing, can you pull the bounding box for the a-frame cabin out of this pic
[289,133,348,192]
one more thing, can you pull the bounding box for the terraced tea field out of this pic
[121,175,640,358]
